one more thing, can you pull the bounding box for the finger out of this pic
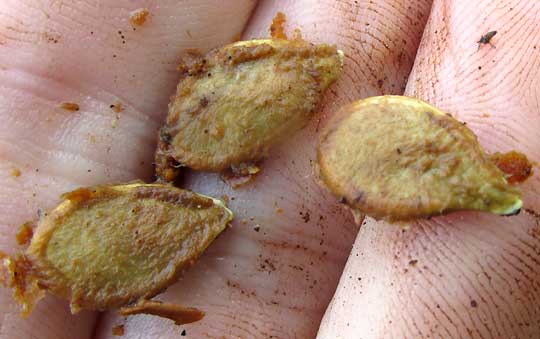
[94,1,432,338]
[317,1,540,338]
[0,1,255,338]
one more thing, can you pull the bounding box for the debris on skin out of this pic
[230,163,261,177]
[270,12,287,39]
[0,253,45,317]
[112,324,125,336]
[318,95,523,222]
[221,163,261,189]
[129,8,149,27]
[110,102,124,113]
[154,128,182,182]
[59,102,80,112]
[491,151,533,184]
[119,299,205,326]
[477,30,497,50]
[408,259,418,267]
[111,116,120,128]
[110,103,123,128]
[10,167,21,177]
[300,211,310,223]
[16,222,34,246]
[398,222,411,231]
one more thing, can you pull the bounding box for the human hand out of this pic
[0,1,537,338]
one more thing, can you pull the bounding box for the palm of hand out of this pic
[0,1,538,338]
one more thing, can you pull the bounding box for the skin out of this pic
[0,1,537,339]
[318,1,540,338]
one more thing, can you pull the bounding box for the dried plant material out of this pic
[10,167,21,177]
[59,102,80,112]
[156,38,343,179]
[154,129,181,182]
[491,151,533,184]
[0,253,45,316]
[16,222,34,246]
[318,95,522,221]
[270,12,287,39]
[7,183,232,316]
[112,324,125,336]
[119,299,205,325]
[221,163,261,188]
[110,102,124,113]
[129,8,149,27]
[350,209,365,226]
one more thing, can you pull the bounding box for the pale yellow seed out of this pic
[318,95,522,222]
[156,38,344,177]
[7,183,232,318]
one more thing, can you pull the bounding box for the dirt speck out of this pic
[16,222,34,246]
[112,324,124,336]
[491,151,533,184]
[270,12,287,39]
[110,102,124,113]
[129,8,149,27]
[10,167,21,178]
[301,211,310,223]
[59,102,80,112]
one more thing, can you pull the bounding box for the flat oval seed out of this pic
[156,38,343,176]
[318,95,522,221]
[24,183,232,313]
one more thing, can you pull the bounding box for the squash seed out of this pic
[4,183,232,316]
[318,95,522,221]
[155,38,343,179]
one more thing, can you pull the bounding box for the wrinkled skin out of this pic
[0,1,538,339]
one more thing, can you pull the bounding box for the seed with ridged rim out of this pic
[2,183,232,318]
[155,38,343,180]
[318,95,522,221]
